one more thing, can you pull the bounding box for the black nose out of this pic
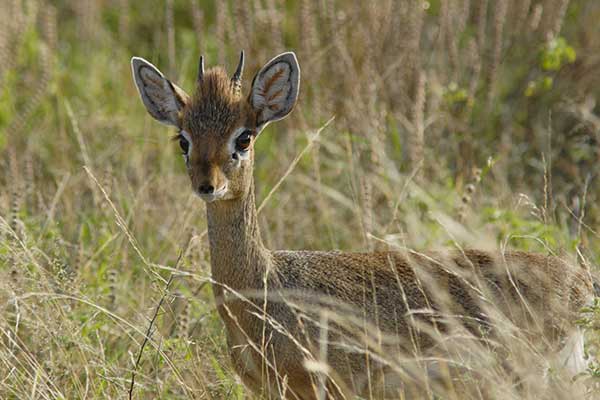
[198,183,215,194]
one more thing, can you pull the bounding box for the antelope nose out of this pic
[198,183,215,194]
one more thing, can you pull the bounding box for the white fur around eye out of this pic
[180,130,192,145]
[228,127,252,163]
[180,130,193,163]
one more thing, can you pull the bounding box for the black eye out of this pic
[179,136,189,154]
[235,130,252,152]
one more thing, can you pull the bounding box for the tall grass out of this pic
[1,0,599,398]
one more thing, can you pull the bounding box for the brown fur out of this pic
[137,58,594,399]
[178,68,257,199]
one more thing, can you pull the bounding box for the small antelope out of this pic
[131,51,593,398]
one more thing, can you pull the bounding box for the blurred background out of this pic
[1,0,600,398]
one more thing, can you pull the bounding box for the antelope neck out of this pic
[205,178,271,291]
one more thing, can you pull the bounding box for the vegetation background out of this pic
[1,0,599,398]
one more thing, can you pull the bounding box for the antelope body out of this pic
[131,51,593,399]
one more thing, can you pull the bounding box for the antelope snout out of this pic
[198,183,215,194]
[195,180,228,202]
[192,161,229,201]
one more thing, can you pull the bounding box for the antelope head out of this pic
[131,51,300,202]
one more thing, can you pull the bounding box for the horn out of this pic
[231,50,245,95]
[197,55,205,83]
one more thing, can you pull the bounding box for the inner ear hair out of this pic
[250,52,300,128]
[167,80,190,109]
[131,57,188,127]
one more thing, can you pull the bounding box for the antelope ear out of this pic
[131,57,189,127]
[249,52,300,129]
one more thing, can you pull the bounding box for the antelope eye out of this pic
[179,136,189,154]
[235,130,252,152]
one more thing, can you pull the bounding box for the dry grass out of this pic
[1,0,600,398]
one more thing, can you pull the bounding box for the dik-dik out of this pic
[131,51,593,399]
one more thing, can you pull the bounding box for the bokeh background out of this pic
[1,0,600,398]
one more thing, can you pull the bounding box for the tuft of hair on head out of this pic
[193,67,239,103]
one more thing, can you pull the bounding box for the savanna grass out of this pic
[1,0,599,398]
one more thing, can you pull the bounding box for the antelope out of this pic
[131,51,594,399]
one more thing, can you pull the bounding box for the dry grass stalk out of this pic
[165,0,175,77]
[107,269,117,310]
[529,4,544,31]
[409,70,427,179]
[190,1,204,54]
[407,0,424,84]
[0,0,28,79]
[441,0,459,78]
[117,0,130,40]
[299,0,321,121]
[299,0,317,60]
[73,242,84,280]
[10,187,21,240]
[514,0,532,34]
[129,273,177,399]
[74,0,99,41]
[6,37,52,140]
[41,3,57,53]
[361,11,386,175]
[457,167,483,222]
[176,295,191,339]
[2,2,51,141]
[0,1,14,78]
[232,2,251,53]
[8,149,20,238]
[467,38,482,101]
[324,2,356,122]
[487,0,508,104]
[215,0,226,65]
[8,0,25,48]
[547,0,570,39]
[457,0,472,35]
[24,148,35,212]
[264,0,283,52]
[360,177,374,251]
[475,0,489,54]
[100,166,113,213]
